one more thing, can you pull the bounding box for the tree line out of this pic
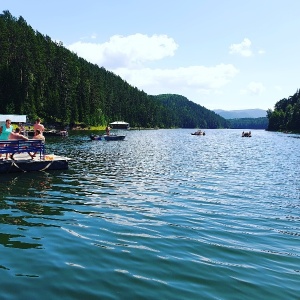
[267,89,300,132]
[151,94,229,128]
[227,117,268,129]
[0,10,228,129]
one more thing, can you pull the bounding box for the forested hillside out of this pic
[227,117,268,129]
[267,89,300,132]
[152,94,229,128]
[0,10,228,129]
[0,11,160,127]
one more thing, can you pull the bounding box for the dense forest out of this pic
[267,89,300,132]
[0,11,228,129]
[151,94,229,128]
[227,117,268,129]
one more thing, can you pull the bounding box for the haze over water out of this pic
[1,129,299,299]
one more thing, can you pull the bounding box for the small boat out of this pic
[43,130,68,137]
[242,131,251,137]
[191,130,205,136]
[90,134,125,141]
[25,130,68,137]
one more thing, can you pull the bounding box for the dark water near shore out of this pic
[0,129,299,300]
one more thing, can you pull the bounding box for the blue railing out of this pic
[0,140,45,159]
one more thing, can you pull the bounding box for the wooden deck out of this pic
[0,153,70,173]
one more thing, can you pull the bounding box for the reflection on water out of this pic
[0,233,42,249]
[0,129,300,299]
[0,172,64,249]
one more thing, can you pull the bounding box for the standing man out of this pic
[105,125,111,135]
[0,119,13,140]
[0,119,13,159]
[33,118,45,136]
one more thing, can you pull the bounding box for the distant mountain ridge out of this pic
[214,109,267,119]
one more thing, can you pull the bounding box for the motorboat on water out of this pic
[90,134,126,141]
[44,130,68,137]
[191,130,205,136]
[242,131,251,137]
[24,129,68,137]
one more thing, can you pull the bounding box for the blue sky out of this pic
[2,0,300,111]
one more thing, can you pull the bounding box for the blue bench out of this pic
[0,140,45,159]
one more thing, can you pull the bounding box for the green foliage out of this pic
[152,94,229,128]
[228,117,268,129]
[0,11,228,129]
[267,89,300,132]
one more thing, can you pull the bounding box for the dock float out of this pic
[0,153,70,173]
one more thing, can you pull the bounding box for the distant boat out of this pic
[191,130,205,136]
[109,121,130,130]
[26,129,68,137]
[44,130,68,137]
[90,134,125,141]
[242,131,251,137]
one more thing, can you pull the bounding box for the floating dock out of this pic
[0,153,71,173]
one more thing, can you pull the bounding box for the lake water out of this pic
[0,129,299,300]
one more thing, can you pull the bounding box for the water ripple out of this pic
[1,129,300,299]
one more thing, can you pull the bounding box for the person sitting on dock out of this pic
[8,128,34,160]
[34,118,45,136]
[33,129,45,142]
[30,129,45,158]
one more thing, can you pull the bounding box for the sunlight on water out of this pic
[0,129,299,299]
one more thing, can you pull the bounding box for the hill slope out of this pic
[0,10,228,129]
[228,117,268,129]
[214,109,267,119]
[153,94,229,128]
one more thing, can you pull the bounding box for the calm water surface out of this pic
[0,129,299,299]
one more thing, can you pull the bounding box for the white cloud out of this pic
[241,82,266,95]
[114,64,239,98]
[67,34,239,103]
[68,33,178,69]
[229,38,253,57]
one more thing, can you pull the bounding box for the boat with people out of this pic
[90,134,126,141]
[191,130,205,136]
[242,131,252,137]
[44,130,68,137]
